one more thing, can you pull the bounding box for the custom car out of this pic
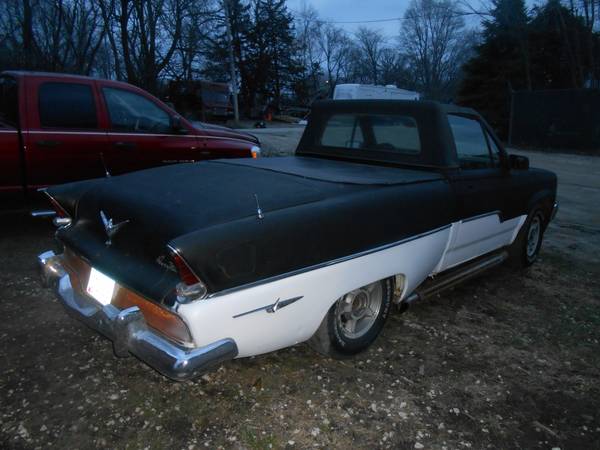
[38,100,558,380]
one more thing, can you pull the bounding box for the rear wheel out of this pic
[308,278,393,358]
[508,207,545,268]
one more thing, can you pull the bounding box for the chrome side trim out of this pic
[26,130,256,145]
[31,210,56,218]
[461,210,501,223]
[208,224,453,299]
[38,251,238,381]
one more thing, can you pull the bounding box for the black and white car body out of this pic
[39,100,558,380]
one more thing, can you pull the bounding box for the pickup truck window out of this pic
[448,114,492,169]
[103,87,171,134]
[39,82,98,129]
[0,76,18,128]
[320,113,420,154]
[321,114,364,148]
[484,130,502,167]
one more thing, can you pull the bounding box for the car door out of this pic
[441,114,523,269]
[23,77,108,187]
[100,85,203,174]
[0,75,22,193]
[23,77,106,188]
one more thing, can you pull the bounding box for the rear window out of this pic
[39,82,97,129]
[320,113,421,155]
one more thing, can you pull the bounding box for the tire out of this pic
[507,207,546,269]
[308,278,393,358]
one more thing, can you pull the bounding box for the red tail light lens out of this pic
[47,195,69,218]
[168,247,199,285]
[167,246,208,303]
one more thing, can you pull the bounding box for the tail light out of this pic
[43,191,72,227]
[167,246,208,303]
[251,145,261,159]
[62,248,194,346]
[46,194,69,218]
[113,287,194,346]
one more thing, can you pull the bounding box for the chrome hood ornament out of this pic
[100,210,129,246]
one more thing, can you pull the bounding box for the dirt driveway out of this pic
[1,132,599,449]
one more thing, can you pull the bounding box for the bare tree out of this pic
[101,0,195,92]
[400,0,468,99]
[317,24,353,93]
[0,0,106,74]
[355,27,386,84]
[296,3,323,98]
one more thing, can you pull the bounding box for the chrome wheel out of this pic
[526,215,542,259]
[334,281,383,339]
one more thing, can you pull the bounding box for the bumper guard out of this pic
[38,250,237,381]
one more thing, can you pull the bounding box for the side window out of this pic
[103,87,171,134]
[484,130,502,167]
[39,82,97,129]
[448,114,492,169]
[321,114,364,148]
[0,76,18,128]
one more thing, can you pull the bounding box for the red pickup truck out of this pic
[0,71,260,202]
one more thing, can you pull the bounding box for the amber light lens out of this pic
[251,145,261,159]
[63,249,193,346]
[112,288,193,346]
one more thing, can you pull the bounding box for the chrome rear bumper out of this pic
[38,250,238,381]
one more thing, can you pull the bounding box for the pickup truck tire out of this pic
[507,207,546,269]
[308,278,393,358]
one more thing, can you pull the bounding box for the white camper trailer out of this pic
[333,84,420,101]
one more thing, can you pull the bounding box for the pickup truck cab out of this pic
[38,100,557,380]
[0,71,260,202]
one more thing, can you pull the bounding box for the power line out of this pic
[291,10,486,25]
[319,17,404,24]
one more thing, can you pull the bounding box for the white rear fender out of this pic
[177,225,452,358]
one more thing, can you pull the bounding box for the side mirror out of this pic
[171,116,188,135]
[508,154,529,170]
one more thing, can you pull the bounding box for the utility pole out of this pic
[223,0,240,126]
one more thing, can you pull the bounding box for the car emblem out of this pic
[100,210,129,246]
[232,296,304,318]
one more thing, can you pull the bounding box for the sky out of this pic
[286,0,409,37]
[285,0,543,38]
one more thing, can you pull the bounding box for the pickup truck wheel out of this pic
[508,207,545,268]
[308,278,393,358]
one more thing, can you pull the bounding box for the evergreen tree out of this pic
[457,0,530,137]
[528,0,597,89]
[203,0,299,116]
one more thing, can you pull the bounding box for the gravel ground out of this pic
[1,130,599,449]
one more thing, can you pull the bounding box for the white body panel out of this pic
[435,214,526,272]
[333,84,420,101]
[178,213,526,358]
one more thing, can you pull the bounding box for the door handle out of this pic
[114,141,136,150]
[200,151,211,156]
[36,140,61,148]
